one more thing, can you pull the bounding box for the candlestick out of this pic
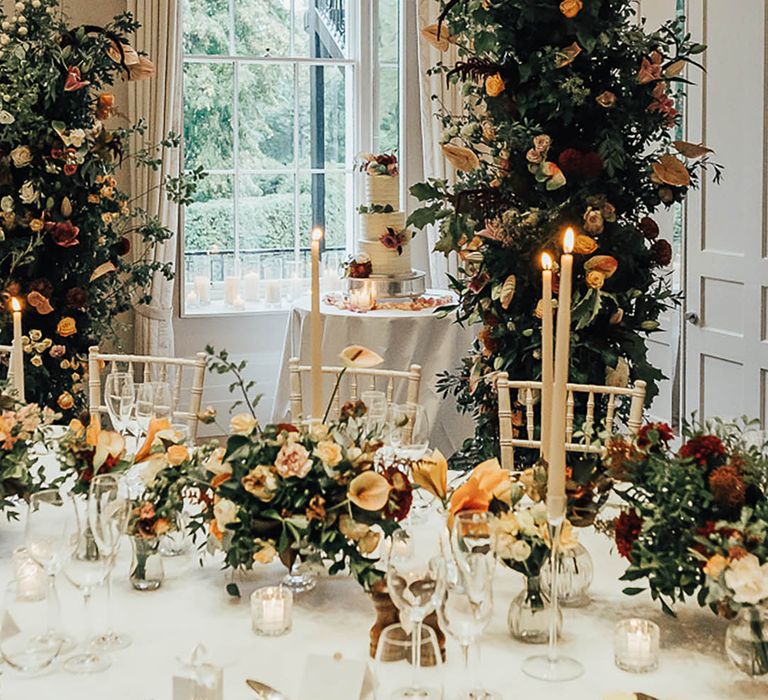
[540,253,554,464]
[251,585,292,636]
[310,228,324,422]
[547,228,574,522]
[194,275,210,305]
[10,297,24,402]
[244,271,260,302]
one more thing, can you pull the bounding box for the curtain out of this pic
[127,0,183,357]
[409,0,462,288]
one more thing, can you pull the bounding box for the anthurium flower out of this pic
[584,255,619,278]
[449,477,492,522]
[420,23,452,52]
[554,42,582,69]
[412,448,448,500]
[26,291,53,315]
[651,154,691,187]
[348,471,391,511]
[339,345,384,369]
[93,431,125,471]
[442,144,480,172]
[134,417,173,463]
[63,66,89,92]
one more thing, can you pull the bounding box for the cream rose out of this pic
[10,145,32,168]
[19,180,39,204]
[510,540,532,562]
[252,540,277,565]
[725,554,768,606]
[213,497,238,531]
[230,412,257,435]
[314,440,342,467]
[274,442,312,479]
[205,447,232,477]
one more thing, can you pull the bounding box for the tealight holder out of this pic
[613,618,660,673]
[250,585,292,637]
[13,547,47,601]
[348,285,375,312]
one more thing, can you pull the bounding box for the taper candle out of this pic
[310,228,324,421]
[546,228,574,521]
[10,297,24,402]
[540,253,554,464]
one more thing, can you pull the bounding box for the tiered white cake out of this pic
[358,172,412,277]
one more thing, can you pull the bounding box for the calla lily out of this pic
[470,458,511,503]
[93,431,125,471]
[584,255,619,278]
[348,471,391,511]
[449,477,492,523]
[412,449,448,500]
[134,417,173,463]
[339,345,384,369]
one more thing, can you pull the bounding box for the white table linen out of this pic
[271,294,475,456]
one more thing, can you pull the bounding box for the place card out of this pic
[297,653,372,700]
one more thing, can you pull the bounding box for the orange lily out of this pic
[134,417,173,463]
[348,471,391,511]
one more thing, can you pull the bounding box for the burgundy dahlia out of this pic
[651,238,672,266]
[638,216,660,240]
[614,510,643,561]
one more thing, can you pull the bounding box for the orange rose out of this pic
[56,316,77,337]
[559,0,583,18]
[485,72,505,97]
[573,234,598,255]
[586,270,606,290]
[57,391,74,410]
[166,444,190,466]
[96,92,115,119]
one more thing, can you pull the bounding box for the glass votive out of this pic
[250,585,292,636]
[13,547,47,602]
[613,618,660,673]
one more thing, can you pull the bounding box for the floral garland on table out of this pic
[196,407,413,596]
[324,293,455,313]
[410,0,721,468]
[608,417,768,617]
[0,0,204,416]
[0,395,57,516]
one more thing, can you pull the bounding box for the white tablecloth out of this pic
[0,514,765,700]
[271,294,475,457]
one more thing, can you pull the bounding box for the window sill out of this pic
[179,298,295,319]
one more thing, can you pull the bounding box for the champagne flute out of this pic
[386,527,446,699]
[24,489,74,651]
[152,381,173,421]
[88,474,132,651]
[361,390,387,435]
[62,497,111,674]
[402,405,430,460]
[135,381,174,434]
[104,371,135,435]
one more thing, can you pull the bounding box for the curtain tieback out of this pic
[135,304,172,322]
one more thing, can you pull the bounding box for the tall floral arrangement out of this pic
[0,0,203,415]
[410,0,720,464]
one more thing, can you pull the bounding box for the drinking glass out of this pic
[0,579,62,674]
[24,489,73,650]
[62,498,111,673]
[104,371,135,434]
[374,623,443,700]
[88,474,132,651]
[402,405,430,460]
[362,390,387,435]
[387,404,408,452]
[135,381,174,433]
[386,526,446,699]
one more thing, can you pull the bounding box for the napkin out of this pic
[172,643,223,700]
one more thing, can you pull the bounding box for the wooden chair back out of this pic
[88,345,207,439]
[497,372,646,470]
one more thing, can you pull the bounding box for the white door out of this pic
[684,0,768,425]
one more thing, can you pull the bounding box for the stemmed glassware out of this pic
[61,496,111,674]
[104,371,135,435]
[361,390,388,434]
[386,526,446,700]
[88,473,132,651]
[24,489,74,651]
[402,405,430,460]
[441,511,500,700]
[135,381,173,434]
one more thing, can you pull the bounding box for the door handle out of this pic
[685,311,700,326]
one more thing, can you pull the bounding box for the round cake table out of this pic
[271,293,475,456]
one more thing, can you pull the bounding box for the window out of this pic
[180,0,401,315]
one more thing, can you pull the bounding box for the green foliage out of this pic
[411,0,721,465]
[205,345,262,419]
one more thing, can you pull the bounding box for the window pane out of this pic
[298,63,348,170]
[235,0,292,56]
[298,171,347,250]
[239,63,295,169]
[238,174,295,252]
[377,1,399,64]
[377,65,399,154]
[183,0,230,55]
[183,62,234,169]
[300,0,347,58]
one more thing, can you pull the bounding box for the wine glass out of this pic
[386,526,446,699]
[88,474,132,651]
[362,390,387,435]
[152,381,173,421]
[104,371,135,435]
[62,497,111,673]
[24,489,74,651]
[374,623,444,700]
[135,381,174,434]
[386,404,408,453]
[0,579,62,674]
[402,405,430,460]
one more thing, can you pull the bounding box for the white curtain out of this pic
[127,0,183,357]
[407,0,462,288]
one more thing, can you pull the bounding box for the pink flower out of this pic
[45,221,80,247]
[139,502,155,520]
[648,83,678,127]
[274,442,313,479]
[64,66,90,92]
[637,51,663,84]
[50,345,66,358]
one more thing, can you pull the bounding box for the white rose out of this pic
[205,447,232,477]
[19,180,39,204]
[1,195,13,212]
[10,145,32,168]
[510,540,532,562]
[725,554,768,606]
[495,532,516,560]
[66,128,86,148]
[230,412,257,435]
[0,35,9,46]
[213,498,238,531]
[531,502,548,525]
[516,509,536,536]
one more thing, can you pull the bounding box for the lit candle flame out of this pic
[10,297,21,312]
[312,227,324,242]
[563,227,575,254]
[541,252,553,270]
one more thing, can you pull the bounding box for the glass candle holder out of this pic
[613,618,660,673]
[13,547,47,602]
[251,586,292,637]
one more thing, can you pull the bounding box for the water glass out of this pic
[374,623,443,700]
[402,405,430,459]
[361,390,387,434]
[136,381,174,433]
[104,371,135,434]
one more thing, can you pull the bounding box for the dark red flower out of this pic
[679,434,727,468]
[557,148,583,174]
[615,510,643,561]
[382,467,413,522]
[45,221,80,247]
[114,236,131,256]
[468,271,490,294]
[581,152,604,178]
[50,147,64,160]
[636,422,674,449]
[709,465,747,509]
[64,66,89,92]
[638,216,660,240]
[651,239,672,266]
[274,423,300,434]
[65,287,87,308]
[63,163,78,176]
